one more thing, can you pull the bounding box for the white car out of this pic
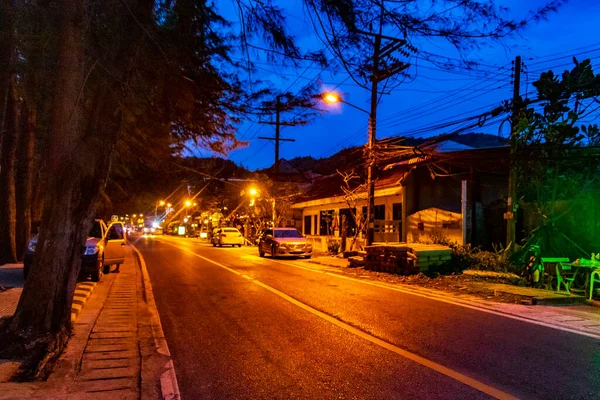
[212,227,244,247]
[24,220,126,282]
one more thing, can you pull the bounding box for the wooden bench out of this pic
[540,258,571,292]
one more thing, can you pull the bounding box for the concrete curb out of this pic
[70,281,97,323]
[132,245,181,400]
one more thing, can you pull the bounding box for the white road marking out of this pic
[155,239,517,400]
[266,258,600,341]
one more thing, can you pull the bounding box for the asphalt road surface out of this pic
[132,235,600,400]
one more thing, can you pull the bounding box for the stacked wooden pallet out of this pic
[364,244,452,274]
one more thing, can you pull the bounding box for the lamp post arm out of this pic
[340,99,370,116]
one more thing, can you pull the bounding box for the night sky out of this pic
[190,0,600,170]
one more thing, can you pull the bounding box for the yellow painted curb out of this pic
[70,282,97,324]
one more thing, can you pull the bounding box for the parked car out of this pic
[24,220,126,282]
[212,227,245,247]
[258,228,312,259]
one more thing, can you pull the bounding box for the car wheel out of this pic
[212,242,216,247]
[219,242,223,247]
[259,243,265,257]
[305,255,312,259]
[91,256,104,282]
[271,245,276,258]
[103,263,111,274]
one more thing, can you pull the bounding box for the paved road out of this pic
[132,235,600,399]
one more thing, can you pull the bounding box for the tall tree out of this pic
[0,0,17,264]
[514,59,600,259]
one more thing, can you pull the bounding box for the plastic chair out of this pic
[589,269,600,300]
[556,262,576,295]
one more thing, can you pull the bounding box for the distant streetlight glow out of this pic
[185,200,192,207]
[249,188,258,196]
[167,203,172,208]
[159,200,165,206]
[133,214,137,218]
[140,214,143,217]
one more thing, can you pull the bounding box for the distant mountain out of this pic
[395,133,508,148]
[257,133,508,180]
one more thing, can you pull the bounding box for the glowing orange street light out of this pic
[159,200,165,206]
[167,203,172,208]
[249,188,258,196]
[185,200,192,207]
[323,92,341,104]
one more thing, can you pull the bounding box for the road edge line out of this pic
[131,244,181,400]
[270,258,600,340]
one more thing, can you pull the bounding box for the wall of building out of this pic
[298,193,403,252]
[406,208,463,244]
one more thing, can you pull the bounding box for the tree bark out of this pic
[16,99,36,260]
[0,0,14,146]
[9,0,87,337]
[0,83,19,264]
[5,0,153,378]
[0,0,17,264]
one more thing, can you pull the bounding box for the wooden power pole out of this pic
[258,95,297,172]
[506,55,521,250]
[357,7,410,246]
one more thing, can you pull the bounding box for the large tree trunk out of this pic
[2,0,152,379]
[0,0,13,146]
[3,1,88,377]
[0,83,19,264]
[16,99,36,260]
[0,0,17,264]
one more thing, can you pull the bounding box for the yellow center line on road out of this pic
[147,238,518,400]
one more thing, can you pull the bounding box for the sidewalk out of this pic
[0,246,178,399]
[306,255,600,339]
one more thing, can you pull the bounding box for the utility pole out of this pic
[366,32,382,247]
[506,55,521,251]
[258,95,297,173]
[357,5,410,246]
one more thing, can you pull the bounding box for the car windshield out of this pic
[274,229,303,238]
[89,221,103,238]
[223,228,239,233]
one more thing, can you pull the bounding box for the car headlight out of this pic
[27,242,37,252]
[84,245,99,255]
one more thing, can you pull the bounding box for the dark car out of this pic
[258,228,312,259]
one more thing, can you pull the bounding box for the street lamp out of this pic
[249,188,258,196]
[159,200,165,206]
[322,91,376,246]
[185,200,192,207]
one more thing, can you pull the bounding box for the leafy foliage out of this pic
[513,59,600,256]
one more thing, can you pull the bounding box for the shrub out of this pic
[327,240,340,255]
[450,243,515,273]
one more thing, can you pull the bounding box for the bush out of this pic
[450,243,515,273]
[327,240,340,255]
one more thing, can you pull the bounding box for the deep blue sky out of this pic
[190,0,600,170]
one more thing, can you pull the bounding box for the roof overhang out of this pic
[292,186,402,209]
